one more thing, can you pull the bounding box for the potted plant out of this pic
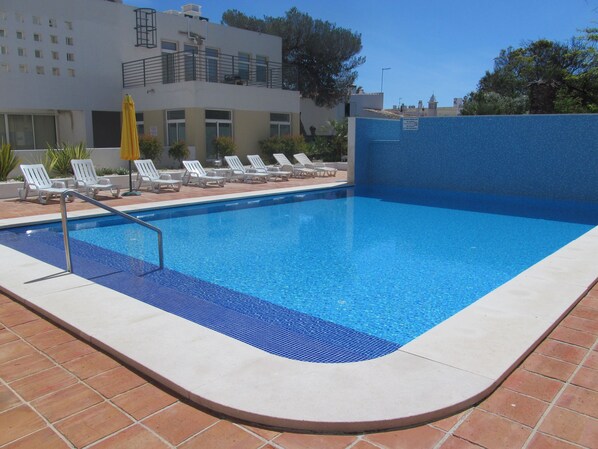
[212,136,236,163]
[168,140,189,168]
[138,135,162,162]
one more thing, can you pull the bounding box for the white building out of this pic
[0,0,300,164]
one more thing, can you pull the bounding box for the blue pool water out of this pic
[1,187,596,362]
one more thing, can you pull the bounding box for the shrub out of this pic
[138,135,162,162]
[168,140,189,168]
[96,167,129,176]
[45,142,91,177]
[0,142,20,182]
[312,119,347,162]
[259,135,309,164]
[212,136,236,158]
[114,166,129,175]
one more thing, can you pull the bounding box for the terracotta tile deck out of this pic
[1,173,597,448]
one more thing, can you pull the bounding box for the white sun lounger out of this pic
[134,159,182,192]
[18,164,75,204]
[247,155,291,181]
[182,160,225,187]
[272,153,317,178]
[293,153,337,177]
[71,159,120,198]
[224,156,268,183]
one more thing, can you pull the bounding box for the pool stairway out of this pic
[0,228,400,363]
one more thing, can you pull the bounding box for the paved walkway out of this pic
[1,173,597,448]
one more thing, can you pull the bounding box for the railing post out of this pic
[60,191,73,272]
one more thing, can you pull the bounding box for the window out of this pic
[0,29,5,37]
[0,114,5,144]
[16,31,24,40]
[49,18,57,28]
[205,110,232,159]
[66,53,74,61]
[166,110,185,144]
[15,13,24,23]
[0,63,8,72]
[205,47,218,82]
[52,67,59,76]
[136,112,144,136]
[33,33,41,41]
[67,68,75,77]
[32,16,41,25]
[65,36,74,46]
[161,40,177,84]
[19,64,27,73]
[34,49,42,58]
[52,51,59,60]
[184,44,197,81]
[65,21,73,30]
[0,45,7,55]
[270,113,291,137]
[17,47,25,57]
[238,52,250,81]
[36,65,44,75]
[256,55,268,84]
[50,35,58,44]
[5,114,56,150]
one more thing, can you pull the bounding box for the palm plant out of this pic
[45,142,91,177]
[0,142,20,182]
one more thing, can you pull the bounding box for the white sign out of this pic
[403,117,419,131]
[149,126,158,137]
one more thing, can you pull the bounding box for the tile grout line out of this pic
[430,408,478,449]
[520,332,598,449]
[0,323,77,449]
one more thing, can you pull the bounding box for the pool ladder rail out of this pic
[60,190,164,273]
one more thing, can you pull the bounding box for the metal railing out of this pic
[122,49,298,90]
[60,190,164,273]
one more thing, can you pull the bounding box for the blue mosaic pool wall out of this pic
[354,115,598,203]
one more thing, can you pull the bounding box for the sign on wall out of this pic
[403,117,419,131]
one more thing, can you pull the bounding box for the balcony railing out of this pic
[122,50,298,91]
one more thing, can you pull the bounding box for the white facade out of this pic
[0,0,300,163]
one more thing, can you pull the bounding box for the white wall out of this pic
[130,81,299,113]
[300,98,344,136]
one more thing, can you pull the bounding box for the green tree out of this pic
[222,8,364,107]
[462,35,598,115]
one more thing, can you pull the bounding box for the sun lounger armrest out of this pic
[74,180,87,188]
[51,180,67,189]
[97,177,112,185]
[205,170,217,176]
[246,168,258,173]
[159,173,173,180]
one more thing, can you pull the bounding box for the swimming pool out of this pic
[0,187,595,362]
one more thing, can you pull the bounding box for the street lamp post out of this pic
[381,67,391,93]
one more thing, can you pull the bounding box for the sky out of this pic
[124,0,598,108]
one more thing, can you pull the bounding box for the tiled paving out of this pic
[1,173,597,448]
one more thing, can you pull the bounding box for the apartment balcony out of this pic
[122,50,298,91]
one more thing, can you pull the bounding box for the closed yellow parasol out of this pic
[120,94,141,195]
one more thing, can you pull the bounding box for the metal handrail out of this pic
[122,49,298,90]
[60,190,164,273]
